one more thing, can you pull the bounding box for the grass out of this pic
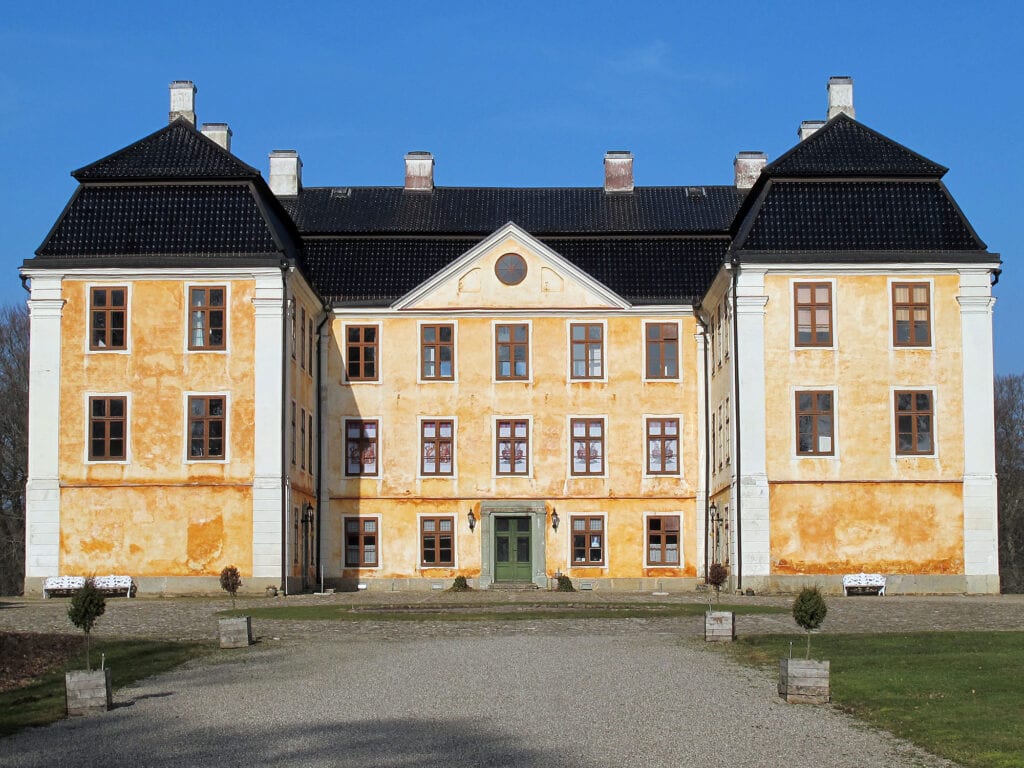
[725,631,1024,768]
[220,601,785,622]
[0,638,212,737]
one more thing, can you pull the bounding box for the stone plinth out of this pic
[65,669,112,715]
[219,616,253,648]
[778,658,830,704]
[705,611,736,642]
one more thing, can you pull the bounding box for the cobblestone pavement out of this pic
[2,590,1022,644]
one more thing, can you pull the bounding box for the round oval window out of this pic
[495,253,527,285]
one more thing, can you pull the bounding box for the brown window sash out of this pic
[188,396,225,460]
[645,323,679,379]
[495,324,529,380]
[794,282,832,347]
[345,419,379,476]
[420,516,455,567]
[346,326,378,381]
[570,323,603,379]
[89,396,126,460]
[571,515,604,566]
[421,324,455,380]
[795,391,834,456]
[646,418,680,475]
[344,517,378,567]
[300,407,307,470]
[290,401,296,465]
[421,419,454,475]
[570,418,604,476]
[895,390,934,455]
[647,515,680,565]
[89,286,127,350]
[307,316,315,373]
[496,419,529,475]
[188,286,226,350]
[299,307,306,369]
[893,283,931,347]
[308,413,314,479]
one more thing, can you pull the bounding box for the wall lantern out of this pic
[467,509,477,532]
[709,502,721,528]
[551,509,560,532]
[302,502,315,525]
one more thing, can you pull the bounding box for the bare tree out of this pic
[0,303,29,595]
[996,374,1024,593]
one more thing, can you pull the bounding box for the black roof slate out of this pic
[304,237,727,305]
[765,114,947,178]
[282,186,744,236]
[73,119,260,181]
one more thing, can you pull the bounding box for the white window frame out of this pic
[566,318,609,383]
[84,282,133,355]
[791,386,841,461]
[888,277,936,352]
[83,391,132,465]
[790,277,837,352]
[566,511,609,570]
[890,385,939,458]
[341,321,384,385]
[183,391,231,465]
[492,415,533,479]
[641,413,684,479]
[417,415,458,480]
[642,320,682,382]
[342,513,383,570]
[184,281,231,355]
[642,511,684,568]
[415,512,460,570]
[492,319,534,384]
[416,320,459,384]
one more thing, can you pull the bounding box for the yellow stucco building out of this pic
[22,77,1001,595]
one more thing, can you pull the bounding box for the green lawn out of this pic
[0,639,212,737]
[221,601,784,622]
[726,632,1024,768]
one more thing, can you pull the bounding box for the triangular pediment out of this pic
[392,223,630,311]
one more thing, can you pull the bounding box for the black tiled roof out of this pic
[282,186,744,236]
[304,237,727,305]
[736,181,985,252]
[73,120,260,181]
[34,184,279,259]
[765,115,947,178]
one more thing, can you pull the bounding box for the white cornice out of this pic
[21,266,283,282]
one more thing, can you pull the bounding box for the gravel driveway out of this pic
[2,618,958,768]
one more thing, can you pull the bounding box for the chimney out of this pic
[799,120,826,141]
[604,151,634,193]
[404,151,434,191]
[827,76,855,120]
[268,150,302,196]
[169,80,197,125]
[734,151,767,189]
[201,123,232,151]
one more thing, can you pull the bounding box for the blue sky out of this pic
[3,1,1020,373]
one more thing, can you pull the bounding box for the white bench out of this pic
[843,572,886,596]
[43,575,136,598]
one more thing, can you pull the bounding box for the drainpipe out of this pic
[694,306,712,583]
[729,258,743,591]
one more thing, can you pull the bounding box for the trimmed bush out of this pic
[67,578,106,670]
[449,575,471,592]
[792,586,828,658]
[556,574,575,592]
[219,565,242,608]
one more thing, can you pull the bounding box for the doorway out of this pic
[494,516,532,582]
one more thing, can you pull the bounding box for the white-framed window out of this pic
[343,515,381,568]
[184,392,230,463]
[644,513,682,567]
[494,416,532,477]
[84,392,131,464]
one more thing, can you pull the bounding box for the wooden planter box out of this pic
[778,658,830,704]
[65,668,112,716]
[219,616,253,648]
[704,611,735,642]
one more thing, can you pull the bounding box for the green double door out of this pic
[494,516,532,582]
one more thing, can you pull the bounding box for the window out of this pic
[645,323,678,379]
[346,326,378,381]
[796,391,834,456]
[421,419,454,476]
[307,316,315,373]
[89,396,126,461]
[290,402,296,465]
[308,413,314,478]
[188,286,226,350]
[710,413,717,470]
[794,283,832,347]
[571,419,604,476]
[421,324,454,380]
[571,516,604,566]
[647,516,680,565]
[345,419,378,476]
[89,286,127,350]
[496,419,529,475]
[717,404,724,469]
[570,323,603,379]
[646,418,679,475]
[188,396,225,460]
[893,283,931,346]
[495,324,529,380]
[300,407,307,470]
[299,307,306,369]
[724,398,731,465]
[420,516,454,567]
[715,305,723,367]
[895,391,934,455]
[344,517,378,567]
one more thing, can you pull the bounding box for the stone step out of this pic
[488,582,540,591]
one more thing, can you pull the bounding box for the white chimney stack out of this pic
[269,150,302,196]
[404,151,434,191]
[799,120,826,141]
[169,80,197,125]
[201,123,232,151]
[734,151,767,189]
[827,76,855,120]
[604,151,634,193]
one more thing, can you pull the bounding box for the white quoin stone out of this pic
[269,150,302,196]
[169,80,197,125]
[799,120,826,141]
[201,123,232,151]
[404,151,434,191]
[604,151,634,193]
[734,151,767,189]
[827,76,854,119]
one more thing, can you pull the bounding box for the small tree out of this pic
[67,579,106,670]
[219,565,242,609]
[792,586,827,659]
[707,563,728,605]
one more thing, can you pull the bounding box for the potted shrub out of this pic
[65,578,112,715]
[704,563,734,642]
[779,586,830,704]
[217,565,252,648]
